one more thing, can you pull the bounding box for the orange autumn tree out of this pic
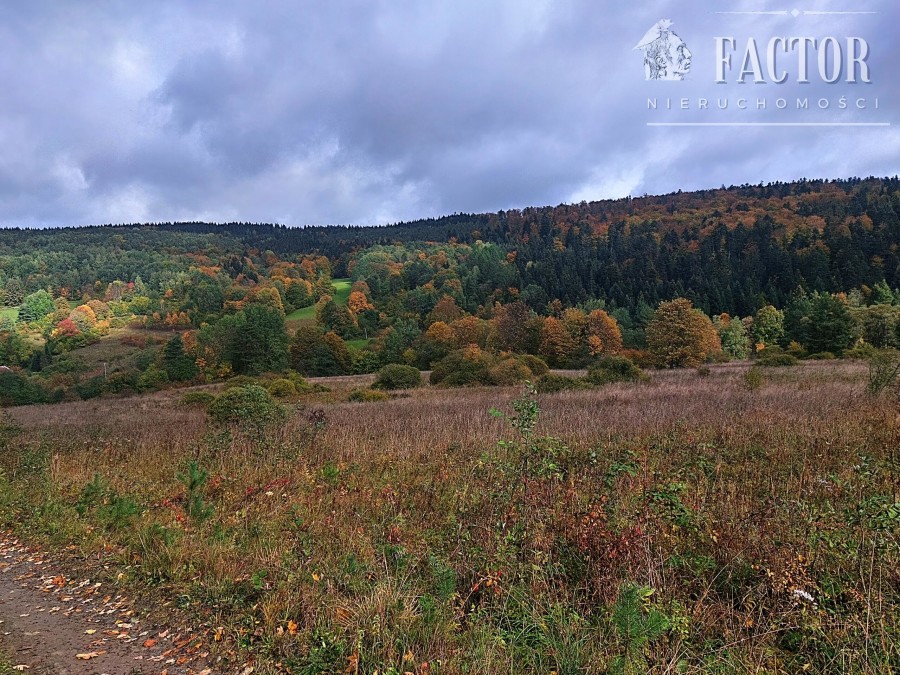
[586,309,623,355]
[347,290,374,314]
[539,316,577,367]
[428,295,465,325]
[646,298,721,368]
[449,315,490,349]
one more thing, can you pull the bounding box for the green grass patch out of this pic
[346,338,372,351]
[285,304,317,322]
[286,278,352,324]
[0,307,18,322]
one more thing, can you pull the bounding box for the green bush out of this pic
[180,391,215,407]
[286,371,312,392]
[208,385,287,430]
[75,375,106,400]
[373,363,422,390]
[757,353,799,367]
[866,348,900,396]
[804,352,836,361]
[430,348,535,388]
[351,350,381,374]
[104,371,138,394]
[517,354,549,376]
[0,372,48,406]
[743,366,765,391]
[585,355,646,386]
[536,373,589,393]
[348,388,390,402]
[227,375,259,388]
[137,365,169,392]
[268,378,299,398]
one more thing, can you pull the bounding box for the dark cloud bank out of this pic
[0,1,896,228]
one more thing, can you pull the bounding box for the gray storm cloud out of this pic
[0,1,896,228]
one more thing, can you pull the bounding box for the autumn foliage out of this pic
[646,298,721,368]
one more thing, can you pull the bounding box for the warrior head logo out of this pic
[635,19,692,81]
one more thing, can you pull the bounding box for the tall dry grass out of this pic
[1,361,897,673]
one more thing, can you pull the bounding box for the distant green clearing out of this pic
[0,307,17,322]
[286,278,351,323]
[346,338,372,350]
[285,304,317,322]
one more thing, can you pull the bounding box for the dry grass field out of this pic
[0,361,897,673]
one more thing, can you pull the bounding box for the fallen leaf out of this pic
[143,638,157,648]
[287,619,298,636]
[75,651,106,660]
[84,629,97,635]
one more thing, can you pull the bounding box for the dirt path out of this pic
[0,534,217,674]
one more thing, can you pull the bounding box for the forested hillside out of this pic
[1,176,898,404]
[2,176,897,317]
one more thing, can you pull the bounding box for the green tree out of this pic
[752,305,785,349]
[0,328,29,366]
[871,280,897,305]
[379,319,421,365]
[3,278,24,307]
[856,304,900,348]
[17,290,55,323]
[289,326,349,376]
[162,335,199,382]
[235,305,289,374]
[714,314,750,359]
[200,305,288,375]
[786,292,855,355]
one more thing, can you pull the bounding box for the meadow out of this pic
[286,278,352,325]
[0,361,897,673]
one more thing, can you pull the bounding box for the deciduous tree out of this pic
[647,298,721,368]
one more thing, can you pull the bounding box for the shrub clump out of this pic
[430,347,535,387]
[0,371,49,406]
[208,385,287,429]
[348,388,390,403]
[373,364,422,390]
[804,352,836,361]
[536,373,590,393]
[226,375,260,388]
[517,354,549,377]
[180,391,215,407]
[743,366,765,390]
[487,358,533,386]
[268,378,299,398]
[584,356,646,386]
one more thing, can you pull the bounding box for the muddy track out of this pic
[0,534,218,675]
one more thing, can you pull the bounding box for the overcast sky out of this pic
[0,1,896,228]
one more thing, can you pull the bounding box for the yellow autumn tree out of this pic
[646,298,721,368]
[539,316,577,367]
